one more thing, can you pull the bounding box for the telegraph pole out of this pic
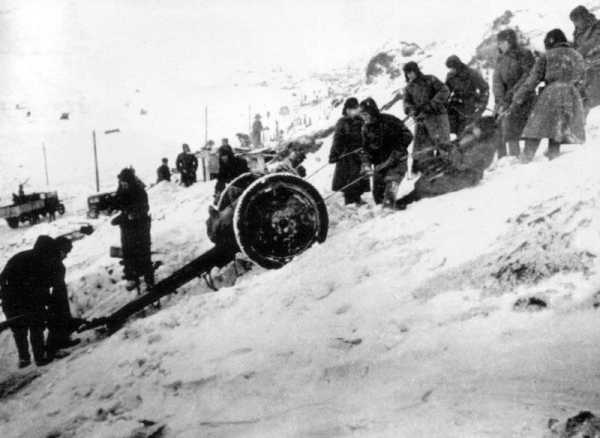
[204,106,208,144]
[42,142,50,185]
[92,130,100,192]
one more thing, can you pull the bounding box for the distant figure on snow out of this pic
[512,29,586,162]
[395,116,498,209]
[251,114,263,148]
[176,143,198,187]
[570,5,600,112]
[156,158,171,183]
[403,62,451,173]
[329,97,370,205]
[445,55,490,136]
[492,28,535,158]
[359,97,414,208]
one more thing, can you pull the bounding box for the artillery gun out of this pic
[79,172,328,332]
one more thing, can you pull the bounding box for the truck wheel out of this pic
[57,204,66,215]
[6,218,19,229]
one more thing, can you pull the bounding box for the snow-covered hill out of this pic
[2,1,600,437]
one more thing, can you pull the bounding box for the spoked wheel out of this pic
[215,172,260,210]
[233,173,328,269]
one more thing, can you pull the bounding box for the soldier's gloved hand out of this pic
[110,214,123,226]
[360,164,373,176]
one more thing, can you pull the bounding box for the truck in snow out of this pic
[0,191,65,228]
[86,191,118,219]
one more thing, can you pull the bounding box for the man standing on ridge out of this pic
[176,143,198,187]
[403,61,451,173]
[445,55,489,136]
[492,28,535,158]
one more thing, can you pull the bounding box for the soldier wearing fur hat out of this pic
[445,55,490,136]
[214,142,250,201]
[112,168,154,292]
[512,29,586,161]
[403,62,451,173]
[329,97,370,205]
[492,28,535,158]
[570,5,600,111]
[359,97,413,207]
[0,235,78,368]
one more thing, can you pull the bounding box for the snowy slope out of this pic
[3,113,600,437]
[2,1,600,437]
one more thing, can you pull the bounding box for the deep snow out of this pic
[2,1,600,437]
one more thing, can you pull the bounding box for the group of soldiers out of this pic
[330,5,600,209]
[3,5,599,370]
[156,143,199,187]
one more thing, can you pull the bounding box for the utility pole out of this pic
[92,130,100,192]
[204,106,208,145]
[42,142,50,186]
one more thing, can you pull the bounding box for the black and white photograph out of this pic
[1,0,600,436]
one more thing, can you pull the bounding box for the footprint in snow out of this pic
[329,337,362,351]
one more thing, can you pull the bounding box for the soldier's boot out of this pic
[521,139,540,163]
[30,326,51,367]
[11,327,31,368]
[508,141,521,157]
[125,278,139,291]
[382,181,400,209]
[395,190,422,210]
[545,140,561,160]
[496,142,508,159]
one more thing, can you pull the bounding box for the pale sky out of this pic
[1,0,586,79]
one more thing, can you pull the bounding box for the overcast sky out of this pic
[0,0,588,109]
[1,0,586,73]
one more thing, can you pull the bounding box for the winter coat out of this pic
[573,18,600,108]
[329,115,370,194]
[0,236,60,314]
[493,46,536,141]
[362,113,413,182]
[514,44,586,144]
[215,152,250,194]
[403,74,451,157]
[176,152,198,175]
[156,164,171,183]
[114,178,150,224]
[113,180,152,281]
[413,128,498,198]
[446,64,490,133]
